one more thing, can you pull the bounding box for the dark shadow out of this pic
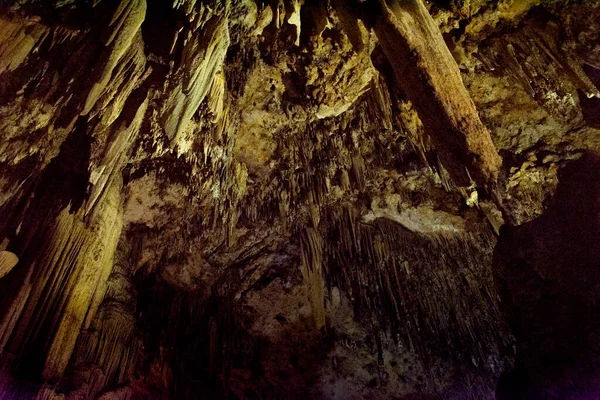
[494,151,600,399]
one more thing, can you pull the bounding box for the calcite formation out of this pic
[0,0,599,399]
[372,0,502,187]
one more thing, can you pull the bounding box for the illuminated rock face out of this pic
[0,0,598,399]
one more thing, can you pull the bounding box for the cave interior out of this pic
[0,0,600,399]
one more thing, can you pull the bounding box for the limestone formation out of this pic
[0,0,599,399]
[372,0,502,187]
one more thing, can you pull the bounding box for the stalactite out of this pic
[286,0,302,46]
[300,227,326,330]
[0,251,18,279]
[87,92,149,217]
[207,71,225,123]
[331,0,366,53]
[351,154,366,190]
[0,173,124,383]
[366,74,393,131]
[83,0,147,115]
[0,1,151,378]
[394,100,430,166]
[59,237,140,399]
[160,5,231,142]
[315,205,511,393]
[371,0,502,187]
[42,176,124,382]
[477,15,600,124]
[0,14,48,74]
[0,66,143,385]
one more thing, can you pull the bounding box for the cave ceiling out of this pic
[0,0,600,399]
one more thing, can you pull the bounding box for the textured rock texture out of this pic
[0,0,598,399]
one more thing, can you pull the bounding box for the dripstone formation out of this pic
[0,0,599,399]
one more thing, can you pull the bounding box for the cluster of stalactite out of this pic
[0,0,504,396]
[477,9,600,125]
[0,142,125,381]
[242,74,432,232]
[0,1,149,395]
[0,0,598,398]
[55,237,141,399]
[134,274,261,399]
[0,0,249,385]
[126,105,249,245]
[299,205,513,396]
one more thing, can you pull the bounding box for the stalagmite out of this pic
[371,0,502,187]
